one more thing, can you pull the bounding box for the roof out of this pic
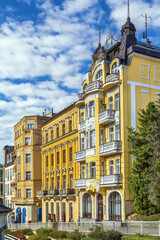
[0,203,12,214]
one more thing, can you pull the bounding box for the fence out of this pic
[58,221,160,236]
[7,221,160,236]
[8,222,53,231]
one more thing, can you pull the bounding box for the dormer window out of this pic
[112,62,118,73]
[95,70,102,81]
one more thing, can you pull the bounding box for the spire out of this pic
[127,0,130,21]
[99,26,101,47]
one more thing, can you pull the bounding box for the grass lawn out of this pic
[122,234,160,240]
[129,213,160,221]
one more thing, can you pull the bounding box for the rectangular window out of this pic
[109,127,114,142]
[69,120,72,132]
[25,137,31,145]
[57,152,59,165]
[115,93,120,110]
[100,129,105,145]
[109,160,114,175]
[63,175,66,189]
[63,150,66,163]
[26,188,32,198]
[69,147,72,162]
[90,162,96,178]
[46,155,48,168]
[90,130,95,148]
[115,124,120,140]
[89,101,95,117]
[102,161,105,176]
[51,154,54,167]
[17,156,21,165]
[17,173,21,181]
[26,153,31,163]
[51,202,54,220]
[108,96,113,109]
[57,127,59,138]
[28,123,35,129]
[56,203,59,222]
[69,203,73,221]
[62,124,65,135]
[46,133,48,142]
[51,130,54,140]
[69,174,73,189]
[81,134,85,151]
[86,132,89,149]
[17,189,21,198]
[57,176,60,189]
[26,171,31,180]
[80,112,84,122]
[52,177,54,189]
[115,159,121,174]
[81,165,85,179]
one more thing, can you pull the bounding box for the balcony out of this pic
[75,93,85,107]
[84,81,102,93]
[47,189,59,196]
[79,121,86,132]
[37,190,47,197]
[103,73,121,91]
[99,109,115,125]
[75,179,86,188]
[99,141,122,156]
[11,182,17,188]
[75,150,86,162]
[100,174,122,186]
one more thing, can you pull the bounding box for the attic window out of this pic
[112,62,118,73]
[95,70,102,81]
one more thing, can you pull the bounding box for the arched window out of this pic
[83,193,92,218]
[109,192,122,221]
[95,70,102,81]
[112,62,118,73]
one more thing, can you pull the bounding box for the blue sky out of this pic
[0,0,160,162]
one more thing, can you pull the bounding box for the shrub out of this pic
[4,229,12,234]
[16,233,25,239]
[29,235,39,240]
[67,230,84,240]
[49,230,68,239]
[105,230,122,240]
[36,228,52,236]
[22,228,34,236]
[88,226,108,240]
[88,226,121,240]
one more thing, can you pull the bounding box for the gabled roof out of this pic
[0,203,12,214]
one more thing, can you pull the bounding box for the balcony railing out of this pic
[99,141,122,156]
[106,73,119,83]
[47,189,59,196]
[75,150,86,162]
[75,179,86,188]
[99,109,115,125]
[79,121,86,132]
[84,81,102,93]
[37,190,47,197]
[100,174,122,185]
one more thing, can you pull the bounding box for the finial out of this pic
[99,26,101,47]
[127,0,130,21]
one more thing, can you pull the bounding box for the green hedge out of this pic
[49,230,68,239]
[122,235,160,240]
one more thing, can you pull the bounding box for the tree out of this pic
[148,99,160,207]
[128,102,159,215]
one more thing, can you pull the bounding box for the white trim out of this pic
[140,63,149,80]
[110,58,120,73]
[154,66,160,82]
[127,81,160,90]
[129,52,160,63]
[141,90,148,93]
[106,189,123,221]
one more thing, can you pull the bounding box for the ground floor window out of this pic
[56,203,59,222]
[46,202,48,222]
[109,192,122,221]
[69,203,73,221]
[83,193,92,218]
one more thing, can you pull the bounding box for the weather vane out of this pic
[138,14,152,43]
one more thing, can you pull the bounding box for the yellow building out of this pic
[40,17,160,223]
[12,115,49,223]
[38,104,78,223]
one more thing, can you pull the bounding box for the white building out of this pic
[3,146,15,224]
[0,202,12,240]
[0,164,4,204]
